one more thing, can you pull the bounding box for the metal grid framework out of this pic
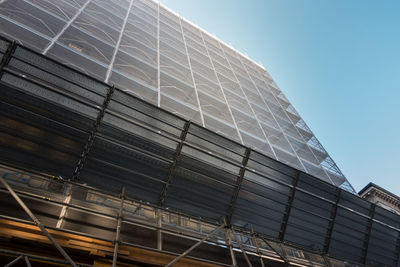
[0,0,354,191]
[0,37,399,266]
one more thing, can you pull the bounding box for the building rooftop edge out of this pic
[359,182,400,201]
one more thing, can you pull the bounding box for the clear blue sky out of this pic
[162,0,400,195]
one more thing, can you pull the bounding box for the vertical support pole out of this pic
[56,183,72,229]
[0,175,77,267]
[231,229,253,267]
[323,188,341,254]
[156,209,162,250]
[112,187,125,267]
[362,203,376,264]
[24,256,32,267]
[225,228,238,267]
[250,226,265,267]
[279,171,300,241]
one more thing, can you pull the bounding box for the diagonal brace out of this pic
[0,175,77,267]
[257,235,291,266]
[165,222,225,267]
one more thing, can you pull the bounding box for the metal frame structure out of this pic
[0,0,353,190]
[0,36,399,266]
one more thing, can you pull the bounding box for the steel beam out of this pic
[158,121,191,206]
[227,148,251,225]
[164,223,225,267]
[112,187,126,267]
[0,175,77,267]
[279,171,300,241]
[71,84,115,181]
[323,188,341,254]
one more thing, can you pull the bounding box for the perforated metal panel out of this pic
[0,39,400,266]
[0,0,354,191]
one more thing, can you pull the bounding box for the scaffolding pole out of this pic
[112,187,126,267]
[230,229,253,267]
[251,226,265,267]
[225,229,238,267]
[0,175,77,267]
[24,256,32,267]
[258,235,291,266]
[4,256,23,267]
[157,209,163,250]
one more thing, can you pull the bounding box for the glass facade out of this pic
[0,0,354,191]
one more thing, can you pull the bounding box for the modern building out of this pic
[359,182,400,215]
[0,0,354,192]
[1,0,400,267]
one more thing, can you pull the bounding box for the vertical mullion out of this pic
[199,31,244,145]
[43,0,92,54]
[323,188,341,254]
[248,66,331,181]
[254,67,308,172]
[362,203,376,264]
[227,148,251,224]
[394,230,400,267]
[217,43,273,153]
[178,17,205,127]
[105,0,134,83]
[237,57,279,159]
[279,171,300,241]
